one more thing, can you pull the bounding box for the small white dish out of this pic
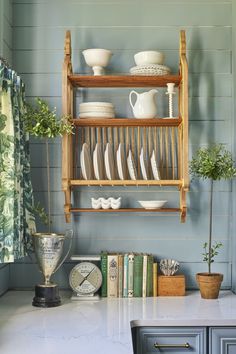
[93,143,105,180]
[91,198,102,209]
[100,198,110,209]
[138,200,167,209]
[79,106,114,113]
[127,149,137,180]
[116,143,127,180]
[134,51,165,66]
[81,143,93,180]
[104,143,115,180]
[109,197,121,210]
[140,148,149,180]
[151,150,161,180]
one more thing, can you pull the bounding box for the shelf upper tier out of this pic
[68,74,181,88]
[72,118,182,127]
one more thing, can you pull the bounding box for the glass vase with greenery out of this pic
[23,98,73,232]
[190,144,236,274]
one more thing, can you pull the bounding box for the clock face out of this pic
[69,262,103,295]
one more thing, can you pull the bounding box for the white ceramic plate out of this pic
[138,200,167,209]
[79,106,115,113]
[93,143,105,180]
[80,143,93,180]
[79,112,115,119]
[79,102,114,108]
[104,143,116,180]
[151,150,161,180]
[140,148,149,180]
[116,143,127,180]
[127,149,137,180]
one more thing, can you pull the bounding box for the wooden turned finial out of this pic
[180,30,186,56]
[64,30,71,58]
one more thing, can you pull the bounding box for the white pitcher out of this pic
[129,89,158,119]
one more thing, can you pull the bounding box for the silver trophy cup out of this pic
[32,230,73,307]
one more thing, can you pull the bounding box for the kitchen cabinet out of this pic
[133,326,236,354]
[209,327,236,354]
[132,326,206,354]
[61,30,188,223]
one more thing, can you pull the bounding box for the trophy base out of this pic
[32,284,61,308]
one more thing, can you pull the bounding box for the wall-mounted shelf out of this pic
[70,208,181,213]
[62,30,189,223]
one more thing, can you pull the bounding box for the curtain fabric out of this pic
[0,62,35,263]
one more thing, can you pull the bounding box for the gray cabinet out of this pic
[132,327,206,354]
[209,327,236,354]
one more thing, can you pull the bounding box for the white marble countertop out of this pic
[1,290,236,354]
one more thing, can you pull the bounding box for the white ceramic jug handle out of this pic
[129,90,138,109]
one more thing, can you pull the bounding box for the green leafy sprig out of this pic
[202,241,223,268]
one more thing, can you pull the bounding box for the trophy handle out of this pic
[53,230,73,274]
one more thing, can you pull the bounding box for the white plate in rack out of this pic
[80,143,93,180]
[116,143,127,180]
[140,148,149,180]
[127,149,137,180]
[93,143,105,180]
[151,150,161,180]
[104,143,115,180]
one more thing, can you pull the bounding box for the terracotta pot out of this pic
[196,273,223,299]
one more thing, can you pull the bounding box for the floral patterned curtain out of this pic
[0,61,36,263]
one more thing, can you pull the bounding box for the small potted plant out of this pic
[190,144,236,299]
[23,98,73,230]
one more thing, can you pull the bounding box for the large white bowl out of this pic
[138,200,167,209]
[82,49,113,75]
[134,51,165,66]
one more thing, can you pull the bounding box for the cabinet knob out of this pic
[153,342,191,349]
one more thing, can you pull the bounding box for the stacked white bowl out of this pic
[130,51,170,76]
[79,102,115,119]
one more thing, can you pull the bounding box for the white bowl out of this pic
[82,49,113,75]
[134,51,165,66]
[138,200,167,209]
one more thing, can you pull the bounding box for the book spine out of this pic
[123,253,129,297]
[153,262,158,297]
[107,255,118,297]
[128,253,134,297]
[101,252,107,297]
[147,255,154,297]
[133,254,143,297]
[118,254,124,297]
[142,254,148,297]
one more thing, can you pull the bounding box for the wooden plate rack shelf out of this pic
[62,30,189,223]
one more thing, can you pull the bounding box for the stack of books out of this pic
[101,252,158,298]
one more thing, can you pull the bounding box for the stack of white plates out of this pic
[79,102,115,119]
[130,64,171,76]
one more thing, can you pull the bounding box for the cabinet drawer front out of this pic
[135,327,206,354]
[209,327,236,354]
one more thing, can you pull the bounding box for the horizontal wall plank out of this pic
[26,95,232,122]
[8,262,231,290]
[12,3,232,27]
[13,49,231,74]
[20,73,232,97]
[13,27,232,51]
[12,0,233,4]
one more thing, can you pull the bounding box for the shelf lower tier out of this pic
[70,208,181,213]
[70,179,182,186]
[72,117,182,127]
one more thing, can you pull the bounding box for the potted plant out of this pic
[190,144,236,299]
[23,98,73,230]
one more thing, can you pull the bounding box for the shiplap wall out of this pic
[10,0,233,289]
[0,0,12,295]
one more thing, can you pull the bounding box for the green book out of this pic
[147,254,154,297]
[133,254,143,297]
[101,251,108,297]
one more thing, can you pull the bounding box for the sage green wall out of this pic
[0,0,12,295]
[10,0,234,289]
